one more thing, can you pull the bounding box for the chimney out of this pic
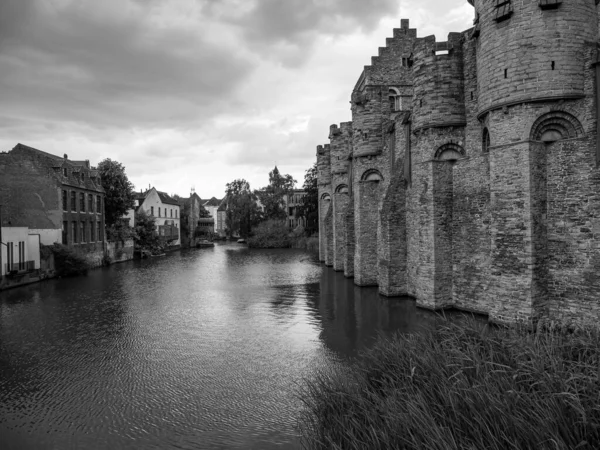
[63,154,68,159]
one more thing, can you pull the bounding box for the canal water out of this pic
[0,243,452,449]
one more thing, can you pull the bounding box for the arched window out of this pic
[335,184,349,194]
[482,128,490,153]
[320,193,331,201]
[434,143,465,162]
[530,111,583,143]
[389,87,401,112]
[361,169,383,182]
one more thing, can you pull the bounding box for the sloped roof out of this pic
[156,191,180,206]
[203,196,221,207]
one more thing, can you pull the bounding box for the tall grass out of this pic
[299,320,600,450]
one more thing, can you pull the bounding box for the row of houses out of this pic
[0,144,225,290]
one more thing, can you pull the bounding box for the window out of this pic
[434,143,465,162]
[482,128,491,153]
[539,0,561,9]
[62,221,68,244]
[494,0,513,22]
[80,193,85,212]
[72,221,78,243]
[71,191,77,211]
[175,210,178,218]
[80,222,86,243]
[63,167,68,177]
[18,241,25,270]
[171,209,173,218]
[88,194,93,213]
[62,190,67,211]
[6,242,14,272]
[158,207,161,217]
[151,206,154,216]
[97,196,102,214]
[90,222,95,242]
[97,221,102,242]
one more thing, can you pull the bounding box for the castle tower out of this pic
[471,0,600,323]
[317,144,333,265]
[407,33,466,310]
[329,122,353,272]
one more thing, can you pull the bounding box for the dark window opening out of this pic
[482,128,491,153]
[539,0,561,10]
[494,0,513,22]
[71,191,76,211]
[504,69,508,79]
[551,61,555,70]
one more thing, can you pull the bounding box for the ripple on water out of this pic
[0,244,464,449]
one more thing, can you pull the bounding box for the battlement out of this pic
[414,33,462,60]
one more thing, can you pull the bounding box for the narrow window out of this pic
[6,242,14,271]
[158,207,161,217]
[504,69,508,79]
[62,221,68,245]
[72,222,78,244]
[71,191,76,211]
[62,190,68,211]
[171,209,173,218]
[88,194,93,212]
[482,128,491,153]
[97,221,102,242]
[80,222,85,243]
[90,222,95,242]
[471,91,474,101]
[551,61,555,70]
[151,206,154,216]
[97,196,101,214]
[80,193,85,212]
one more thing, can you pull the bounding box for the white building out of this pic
[1,227,41,276]
[134,187,181,246]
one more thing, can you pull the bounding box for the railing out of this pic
[5,260,35,275]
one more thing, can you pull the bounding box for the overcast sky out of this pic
[0,0,473,199]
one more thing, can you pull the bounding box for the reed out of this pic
[299,320,600,450]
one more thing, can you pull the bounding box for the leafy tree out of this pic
[297,162,318,235]
[97,159,135,228]
[134,209,161,253]
[256,166,297,221]
[199,204,211,218]
[224,179,262,238]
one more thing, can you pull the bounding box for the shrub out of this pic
[299,319,600,450]
[247,220,292,248]
[51,243,90,277]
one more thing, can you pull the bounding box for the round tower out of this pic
[412,33,466,132]
[473,0,597,116]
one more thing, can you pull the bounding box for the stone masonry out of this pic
[317,1,600,325]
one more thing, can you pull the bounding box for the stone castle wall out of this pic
[317,3,600,325]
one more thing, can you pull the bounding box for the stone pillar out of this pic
[344,203,355,278]
[378,174,408,296]
[332,190,350,271]
[354,179,381,286]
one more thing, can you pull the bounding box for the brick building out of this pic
[0,143,106,267]
[318,1,600,325]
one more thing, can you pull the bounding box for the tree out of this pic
[198,204,211,218]
[297,162,318,235]
[256,166,296,221]
[134,209,161,253]
[224,179,262,238]
[97,159,135,228]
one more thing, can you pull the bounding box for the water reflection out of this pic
[0,244,478,450]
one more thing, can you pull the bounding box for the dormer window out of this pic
[63,168,68,177]
[494,0,513,22]
[539,0,561,9]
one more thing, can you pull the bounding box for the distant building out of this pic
[178,192,214,247]
[202,197,221,233]
[0,143,106,268]
[134,187,180,247]
[284,189,306,230]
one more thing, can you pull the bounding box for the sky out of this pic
[0,0,474,199]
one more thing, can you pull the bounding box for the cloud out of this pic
[0,0,255,133]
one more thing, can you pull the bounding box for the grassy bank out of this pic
[299,320,600,450]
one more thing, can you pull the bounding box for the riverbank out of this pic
[300,320,600,450]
